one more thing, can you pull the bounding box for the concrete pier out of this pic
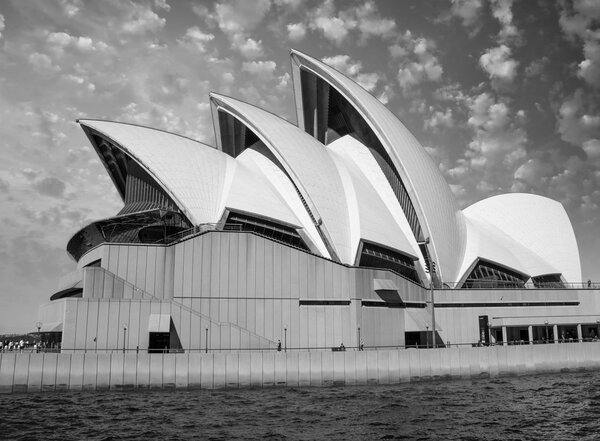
[2,343,600,393]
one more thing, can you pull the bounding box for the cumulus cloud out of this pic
[46,31,109,56]
[424,107,455,131]
[394,35,444,92]
[121,3,166,35]
[353,1,396,43]
[321,54,380,92]
[242,60,277,78]
[579,39,600,87]
[490,0,520,44]
[557,89,600,146]
[559,0,600,87]
[0,178,9,192]
[177,26,215,53]
[479,44,519,88]
[447,93,528,195]
[287,23,306,41]
[582,138,600,161]
[209,0,271,41]
[154,0,170,11]
[28,52,60,73]
[0,14,5,39]
[307,0,396,45]
[33,177,66,198]
[235,37,264,59]
[308,0,353,45]
[446,0,483,33]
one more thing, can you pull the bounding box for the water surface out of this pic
[1,371,599,440]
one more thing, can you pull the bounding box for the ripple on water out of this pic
[1,371,600,440]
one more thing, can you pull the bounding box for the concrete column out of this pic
[577,324,583,342]
[502,326,508,346]
[528,326,533,344]
[553,325,558,343]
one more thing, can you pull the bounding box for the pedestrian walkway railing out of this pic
[4,338,599,356]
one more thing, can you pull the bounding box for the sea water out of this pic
[1,370,599,440]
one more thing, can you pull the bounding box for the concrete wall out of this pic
[62,232,426,349]
[43,297,274,353]
[434,288,597,345]
[53,232,600,350]
[3,343,600,393]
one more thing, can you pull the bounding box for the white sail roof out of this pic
[290,49,466,282]
[210,93,354,264]
[463,193,581,282]
[79,119,233,225]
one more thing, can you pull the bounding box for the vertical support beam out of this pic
[502,326,508,346]
[553,325,559,344]
[528,325,533,345]
[577,324,583,342]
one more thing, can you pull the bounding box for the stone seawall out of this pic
[2,343,600,392]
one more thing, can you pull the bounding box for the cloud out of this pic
[479,44,519,88]
[0,178,9,192]
[395,35,444,92]
[424,107,455,131]
[242,60,277,77]
[0,14,4,39]
[524,56,549,78]
[559,0,600,87]
[307,0,396,45]
[210,0,271,40]
[309,0,354,46]
[28,52,60,73]
[321,54,380,92]
[557,89,600,146]
[33,177,66,198]
[121,3,166,35]
[287,23,306,41]
[154,0,170,11]
[58,0,82,17]
[579,39,600,87]
[177,26,215,53]
[46,31,109,56]
[447,93,528,195]
[235,37,264,59]
[446,0,483,33]
[583,138,600,161]
[353,1,396,42]
[490,0,520,44]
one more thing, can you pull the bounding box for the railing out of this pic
[439,281,600,290]
[7,338,600,355]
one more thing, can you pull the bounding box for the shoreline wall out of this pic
[2,343,600,393]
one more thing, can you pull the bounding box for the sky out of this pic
[0,0,599,333]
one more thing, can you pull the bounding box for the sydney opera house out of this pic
[38,50,600,353]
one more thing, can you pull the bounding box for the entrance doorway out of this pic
[149,332,170,353]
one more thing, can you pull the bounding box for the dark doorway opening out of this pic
[149,332,170,353]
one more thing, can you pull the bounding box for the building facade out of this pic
[38,50,599,353]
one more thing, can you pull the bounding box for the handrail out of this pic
[439,281,600,290]
[6,337,600,355]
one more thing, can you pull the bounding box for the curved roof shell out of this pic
[236,148,331,257]
[79,120,305,233]
[79,119,233,225]
[210,93,354,264]
[463,193,581,282]
[290,49,466,283]
[327,135,420,262]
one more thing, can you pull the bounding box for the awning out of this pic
[373,279,404,304]
[40,321,63,332]
[50,280,83,301]
[148,314,171,333]
[404,309,443,332]
[373,279,398,291]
